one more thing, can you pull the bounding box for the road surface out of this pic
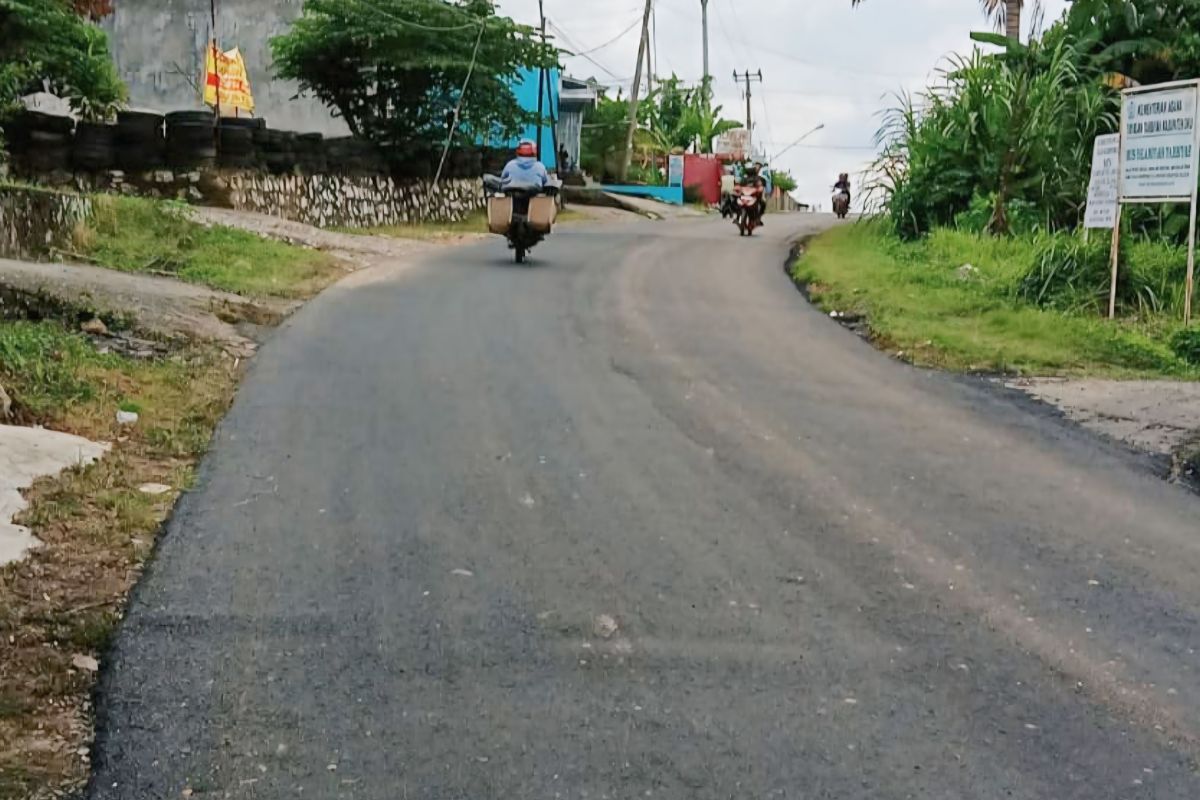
[91,215,1200,799]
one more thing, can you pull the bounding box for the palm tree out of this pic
[851,0,1022,41]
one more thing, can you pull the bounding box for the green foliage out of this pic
[80,196,342,298]
[271,0,557,161]
[872,34,1115,239]
[0,0,125,120]
[770,169,798,194]
[1172,327,1200,366]
[794,223,1193,377]
[580,76,739,180]
[0,320,111,417]
[955,194,1042,235]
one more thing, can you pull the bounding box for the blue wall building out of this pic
[499,67,560,170]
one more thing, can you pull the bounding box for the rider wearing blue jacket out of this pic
[501,140,549,188]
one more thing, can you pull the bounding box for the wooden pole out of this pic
[619,0,654,182]
[1186,189,1198,325]
[1108,204,1123,319]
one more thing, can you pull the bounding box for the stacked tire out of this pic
[218,118,261,169]
[166,110,217,169]
[115,111,165,171]
[73,121,116,171]
[260,129,297,174]
[325,137,384,176]
[18,112,74,172]
[295,132,326,174]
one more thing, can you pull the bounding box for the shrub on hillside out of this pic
[1171,327,1200,366]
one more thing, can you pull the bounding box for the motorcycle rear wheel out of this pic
[514,246,526,264]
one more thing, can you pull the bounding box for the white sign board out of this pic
[667,154,684,187]
[1084,133,1120,228]
[1119,85,1200,201]
[714,128,750,159]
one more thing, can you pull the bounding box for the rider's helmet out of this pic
[839,172,849,182]
[516,140,537,158]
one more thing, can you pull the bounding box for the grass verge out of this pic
[73,195,344,299]
[0,320,237,799]
[793,223,1199,378]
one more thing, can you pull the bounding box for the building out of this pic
[556,77,601,171]
[102,0,595,170]
[103,0,348,135]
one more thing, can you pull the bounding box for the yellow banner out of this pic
[204,45,254,113]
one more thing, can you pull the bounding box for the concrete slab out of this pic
[0,425,108,566]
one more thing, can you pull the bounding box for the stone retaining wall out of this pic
[9,167,483,229]
[0,184,93,260]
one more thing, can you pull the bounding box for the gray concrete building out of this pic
[103,0,349,135]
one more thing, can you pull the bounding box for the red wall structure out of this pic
[683,154,722,205]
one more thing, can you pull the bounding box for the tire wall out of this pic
[2,113,488,228]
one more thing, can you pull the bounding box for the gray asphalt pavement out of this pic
[90,214,1200,799]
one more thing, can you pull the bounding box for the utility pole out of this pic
[536,0,546,159]
[700,0,710,85]
[733,69,762,152]
[620,0,654,181]
[645,24,653,98]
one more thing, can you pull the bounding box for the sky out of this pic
[496,0,1071,207]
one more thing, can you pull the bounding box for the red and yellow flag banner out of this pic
[204,45,254,113]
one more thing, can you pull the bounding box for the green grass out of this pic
[341,209,490,240]
[0,321,119,420]
[794,223,1197,378]
[77,196,343,298]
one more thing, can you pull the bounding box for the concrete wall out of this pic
[0,185,93,260]
[102,0,349,136]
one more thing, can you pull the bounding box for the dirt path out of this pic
[0,258,291,357]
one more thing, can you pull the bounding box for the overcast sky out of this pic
[497,0,1071,206]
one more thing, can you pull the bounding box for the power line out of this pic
[561,15,643,56]
[548,20,623,81]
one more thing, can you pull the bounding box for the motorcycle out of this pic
[483,174,561,263]
[735,185,763,236]
[832,188,850,219]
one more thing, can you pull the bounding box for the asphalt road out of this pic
[90,215,1200,799]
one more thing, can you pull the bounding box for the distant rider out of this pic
[501,140,549,189]
[834,172,851,205]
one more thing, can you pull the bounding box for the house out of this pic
[556,76,601,172]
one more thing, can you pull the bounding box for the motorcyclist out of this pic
[834,172,851,205]
[501,140,549,189]
[741,163,767,225]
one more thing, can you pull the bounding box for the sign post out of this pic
[1084,132,1120,232]
[1113,79,1200,323]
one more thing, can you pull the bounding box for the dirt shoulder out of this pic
[1007,378,1200,484]
[0,211,478,800]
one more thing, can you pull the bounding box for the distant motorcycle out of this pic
[735,185,763,236]
[832,188,850,219]
[484,174,561,263]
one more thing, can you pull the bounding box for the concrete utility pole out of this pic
[620,0,654,181]
[700,0,710,84]
[733,69,762,151]
[536,0,546,158]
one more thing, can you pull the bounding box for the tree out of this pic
[0,0,125,119]
[769,169,797,194]
[852,0,1023,41]
[271,0,557,162]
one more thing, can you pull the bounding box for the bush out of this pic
[955,194,1043,236]
[1172,327,1200,366]
[1015,234,1113,311]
